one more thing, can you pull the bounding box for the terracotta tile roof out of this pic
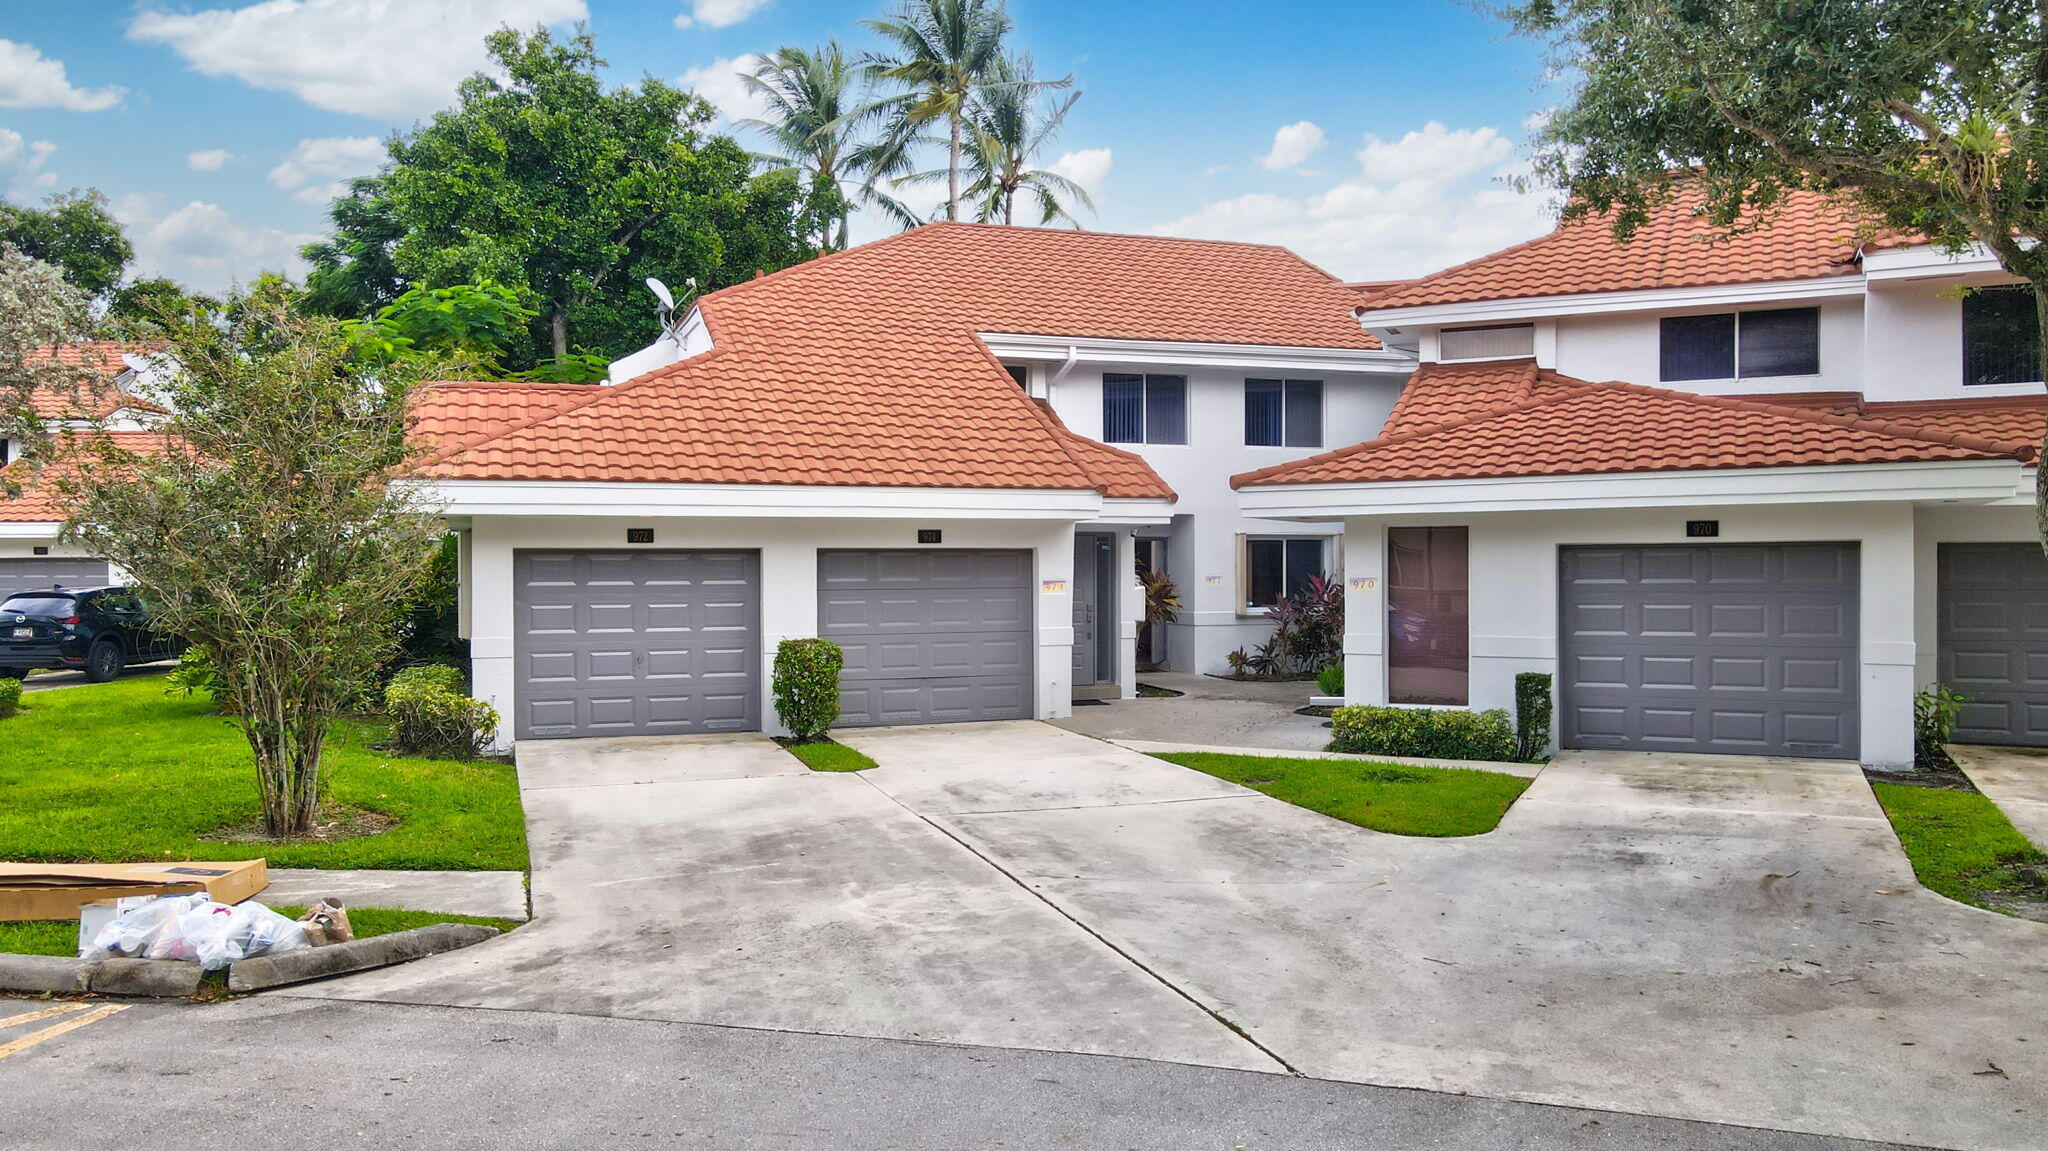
[407,381,598,453]
[1235,361,2035,488]
[21,343,160,420]
[1033,401,1176,501]
[0,431,165,523]
[29,341,136,377]
[420,224,1374,493]
[1362,188,1874,311]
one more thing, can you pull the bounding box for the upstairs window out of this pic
[1005,364,1030,389]
[1439,323,1534,361]
[1103,373,1187,444]
[1243,536,1328,611]
[1660,307,1820,382]
[1963,286,2040,386]
[1245,379,1323,447]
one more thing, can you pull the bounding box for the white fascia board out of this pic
[976,332,1416,376]
[415,479,1107,520]
[1861,242,2009,283]
[1236,460,2027,519]
[1357,275,1866,330]
[1082,498,1176,525]
[0,522,61,539]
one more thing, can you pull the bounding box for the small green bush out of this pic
[1914,683,1967,769]
[774,638,844,741]
[0,678,20,719]
[1316,662,1344,697]
[1329,704,1518,762]
[383,664,498,760]
[1514,672,1553,762]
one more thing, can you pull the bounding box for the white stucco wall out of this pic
[465,513,1078,747]
[1863,279,2047,403]
[1340,502,1924,768]
[1550,297,1867,397]
[1047,364,1408,670]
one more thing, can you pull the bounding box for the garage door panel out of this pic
[1560,543,1859,759]
[821,549,1032,726]
[515,550,761,739]
[1939,543,2048,745]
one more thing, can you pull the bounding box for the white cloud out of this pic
[267,135,385,204]
[1355,120,1512,185]
[186,148,236,172]
[674,0,772,29]
[1152,122,1554,281]
[127,0,588,121]
[1049,148,1112,196]
[0,40,126,112]
[679,55,769,124]
[0,129,60,199]
[115,196,316,294]
[1258,121,1325,171]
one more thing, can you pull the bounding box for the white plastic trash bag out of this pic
[85,894,311,970]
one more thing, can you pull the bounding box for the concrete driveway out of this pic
[1053,670,1334,751]
[292,723,2048,1150]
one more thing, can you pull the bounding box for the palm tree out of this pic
[857,0,1021,222]
[956,53,1093,226]
[738,42,916,249]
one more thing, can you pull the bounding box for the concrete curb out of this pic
[229,923,500,992]
[0,954,206,998]
[0,953,98,994]
[1112,738,1548,779]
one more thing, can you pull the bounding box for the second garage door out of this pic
[1938,542,2048,746]
[1560,544,1860,759]
[819,549,1033,726]
[0,557,112,595]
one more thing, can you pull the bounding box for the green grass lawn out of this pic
[1870,781,2048,911]
[785,739,877,772]
[0,677,527,870]
[0,906,522,958]
[1155,751,1531,837]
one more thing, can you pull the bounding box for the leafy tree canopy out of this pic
[0,190,133,301]
[304,26,837,373]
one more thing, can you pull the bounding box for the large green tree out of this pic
[304,27,833,372]
[0,190,132,301]
[1502,0,2048,542]
[740,41,909,248]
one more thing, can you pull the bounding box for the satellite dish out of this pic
[645,277,675,310]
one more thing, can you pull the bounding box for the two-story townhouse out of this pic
[0,342,167,590]
[1237,189,2048,768]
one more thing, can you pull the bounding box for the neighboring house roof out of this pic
[22,342,161,420]
[1233,359,2037,488]
[30,341,136,377]
[417,224,1361,494]
[1360,188,1875,311]
[0,430,163,523]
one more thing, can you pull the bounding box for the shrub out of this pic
[1914,683,1967,769]
[1228,574,1343,677]
[1514,672,1553,762]
[383,664,498,760]
[0,678,20,720]
[1316,662,1345,697]
[1329,705,1518,762]
[166,645,237,713]
[774,638,844,742]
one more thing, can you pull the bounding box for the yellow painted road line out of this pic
[0,1004,128,1060]
[0,1004,88,1031]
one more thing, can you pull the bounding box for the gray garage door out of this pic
[819,549,1032,726]
[0,557,111,595]
[1939,543,2048,746]
[1560,544,1859,759]
[514,550,760,739]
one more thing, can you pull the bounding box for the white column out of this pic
[1035,527,1076,720]
[467,518,519,751]
[1341,516,1387,706]
[1116,529,1141,699]
[1861,505,1917,768]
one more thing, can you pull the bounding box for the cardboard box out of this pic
[0,860,268,922]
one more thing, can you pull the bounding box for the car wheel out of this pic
[83,642,122,683]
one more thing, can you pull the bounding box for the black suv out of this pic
[0,586,182,682]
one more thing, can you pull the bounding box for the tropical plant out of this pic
[1316,663,1345,697]
[858,0,1018,222]
[1914,683,1968,770]
[1227,575,1344,678]
[740,41,904,248]
[54,284,446,836]
[1499,0,2048,548]
[953,53,1091,225]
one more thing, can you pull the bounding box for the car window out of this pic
[2,594,78,616]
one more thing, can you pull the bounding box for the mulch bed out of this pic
[203,803,399,844]
[1864,753,1979,793]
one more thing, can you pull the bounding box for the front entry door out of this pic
[1072,533,1117,692]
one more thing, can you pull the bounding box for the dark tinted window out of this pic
[1964,286,2039,386]
[1244,537,1326,609]
[1144,375,1187,444]
[1660,314,1735,381]
[1103,374,1187,445]
[1737,307,1820,377]
[1246,379,1323,447]
[1005,364,1030,389]
[1246,380,1283,446]
[1388,526,1469,706]
[2,594,77,616]
[1103,374,1144,443]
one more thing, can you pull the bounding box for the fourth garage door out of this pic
[1559,544,1860,759]
[819,549,1033,726]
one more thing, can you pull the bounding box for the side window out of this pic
[1103,373,1188,445]
[1245,379,1322,448]
[1660,308,1820,382]
[1660,314,1736,381]
[1963,286,2039,385]
[1243,536,1328,610]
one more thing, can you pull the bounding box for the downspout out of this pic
[1049,344,1081,401]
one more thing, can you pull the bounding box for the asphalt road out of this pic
[18,662,175,692]
[0,996,1933,1151]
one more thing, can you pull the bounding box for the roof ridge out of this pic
[1356,226,1569,313]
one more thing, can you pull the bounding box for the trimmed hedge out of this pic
[774,638,844,742]
[1514,672,1553,762]
[1329,704,1518,762]
[384,664,498,760]
[0,677,19,719]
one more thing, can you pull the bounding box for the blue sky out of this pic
[1,1,1563,293]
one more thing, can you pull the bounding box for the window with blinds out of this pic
[1963,286,2040,386]
[1103,373,1188,444]
[1439,324,1535,361]
[1244,379,1323,447]
[1660,307,1818,381]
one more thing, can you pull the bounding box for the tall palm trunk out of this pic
[947,111,963,220]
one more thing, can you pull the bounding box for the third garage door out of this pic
[819,549,1033,726]
[1559,544,1860,759]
